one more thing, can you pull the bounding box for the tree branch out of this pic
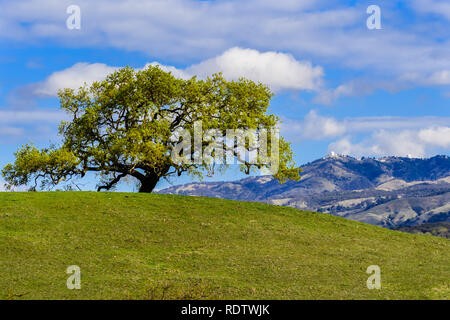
[97,172,127,192]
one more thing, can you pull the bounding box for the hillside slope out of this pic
[159,155,450,228]
[0,192,449,300]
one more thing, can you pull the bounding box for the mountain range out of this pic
[159,154,450,229]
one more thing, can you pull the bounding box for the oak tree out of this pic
[2,66,300,193]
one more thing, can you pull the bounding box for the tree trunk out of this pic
[138,175,160,193]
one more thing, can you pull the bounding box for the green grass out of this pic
[0,192,449,300]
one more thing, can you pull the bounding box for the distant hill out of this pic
[396,222,450,239]
[159,155,450,229]
[0,192,449,299]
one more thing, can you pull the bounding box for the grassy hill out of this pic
[0,192,448,300]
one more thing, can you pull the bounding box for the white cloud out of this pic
[0,127,25,137]
[281,110,345,141]
[0,109,67,142]
[281,111,450,141]
[0,0,352,60]
[329,130,427,158]
[314,84,355,105]
[3,0,450,101]
[328,127,450,158]
[280,111,450,157]
[427,70,450,85]
[27,48,323,97]
[401,69,450,86]
[183,47,324,92]
[314,79,408,105]
[419,127,450,147]
[328,136,387,158]
[343,116,450,132]
[411,0,450,21]
[31,63,119,97]
[0,109,66,124]
[146,62,191,80]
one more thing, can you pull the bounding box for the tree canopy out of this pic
[2,66,300,193]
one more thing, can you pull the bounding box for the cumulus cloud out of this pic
[329,131,425,158]
[328,127,450,158]
[26,48,323,97]
[146,62,191,80]
[183,47,324,92]
[419,127,450,147]
[281,110,346,141]
[280,111,450,157]
[31,63,119,97]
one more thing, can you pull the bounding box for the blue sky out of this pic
[1,0,450,191]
